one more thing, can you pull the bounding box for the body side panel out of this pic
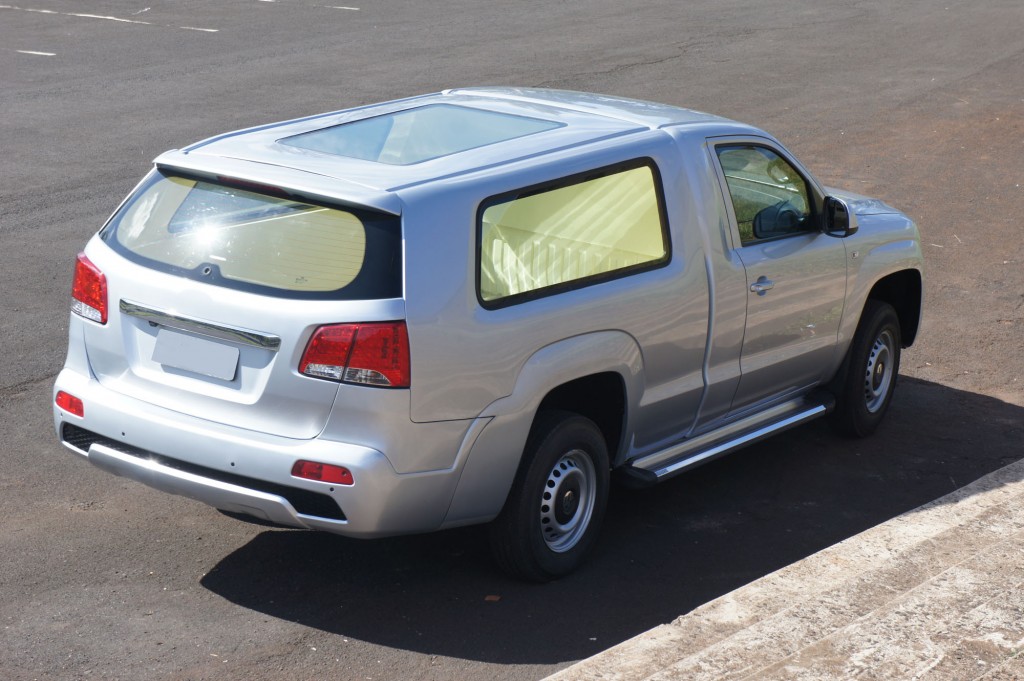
[402,132,709,436]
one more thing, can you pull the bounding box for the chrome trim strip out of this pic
[120,299,281,351]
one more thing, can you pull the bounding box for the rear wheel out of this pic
[489,411,609,582]
[829,300,902,437]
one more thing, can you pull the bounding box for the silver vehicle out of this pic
[54,88,923,580]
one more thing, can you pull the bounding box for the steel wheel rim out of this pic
[864,329,896,413]
[539,449,596,553]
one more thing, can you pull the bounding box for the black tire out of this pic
[489,411,610,582]
[829,300,902,438]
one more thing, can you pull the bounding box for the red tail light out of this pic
[71,253,108,324]
[299,321,410,388]
[55,391,84,417]
[291,460,354,485]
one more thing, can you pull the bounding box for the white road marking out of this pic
[16,49,55,55]
[325,6,360,9]
[67,12,149,24]
[0,4,217,32]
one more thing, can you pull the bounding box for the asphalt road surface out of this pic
[2,1,1023,679]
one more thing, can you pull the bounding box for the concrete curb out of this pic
[546,457,1024,680]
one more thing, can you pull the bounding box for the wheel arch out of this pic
[441,330,643,528]
[866,268,922,347]
[535,372,627,466]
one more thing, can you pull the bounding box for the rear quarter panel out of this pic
[399,132,709,448]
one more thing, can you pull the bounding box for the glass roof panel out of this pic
[278,104,563,165]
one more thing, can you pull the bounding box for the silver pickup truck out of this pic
[54,88,923,581]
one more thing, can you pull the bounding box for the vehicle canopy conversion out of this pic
[54,88,923,581]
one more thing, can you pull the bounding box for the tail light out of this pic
[71,253,108,324]
[300,321,410,388]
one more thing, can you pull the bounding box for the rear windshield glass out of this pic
[279,104,563,165]
[100,171,401,300]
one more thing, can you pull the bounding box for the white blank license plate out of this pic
[152,328,240,381]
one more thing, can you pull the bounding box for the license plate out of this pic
[152,328,240,381]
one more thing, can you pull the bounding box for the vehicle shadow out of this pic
[200,377,1024,665]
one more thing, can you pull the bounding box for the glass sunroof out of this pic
[278,104,563,166]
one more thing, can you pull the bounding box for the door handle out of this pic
[750,276,775,296]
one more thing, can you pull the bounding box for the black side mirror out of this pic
[823,196,859,238]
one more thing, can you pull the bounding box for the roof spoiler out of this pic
[153,149,402,216]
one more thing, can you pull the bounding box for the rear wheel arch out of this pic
[443,331,641,528]
[535,372,627,466]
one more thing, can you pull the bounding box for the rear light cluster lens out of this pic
[291,460,354,486]
[55,391,84,417]
[300,322,410,388]
[71,253,108,324]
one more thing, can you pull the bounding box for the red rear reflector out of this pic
[300,322,410,388]
[55,391,84,417]
[291,460,354,486]
[71,253,108,324]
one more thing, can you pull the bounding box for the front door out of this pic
[712,141,848,411]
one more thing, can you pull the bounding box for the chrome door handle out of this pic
[750,276,775,296]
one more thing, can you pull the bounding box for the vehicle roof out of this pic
[154,88,747,215]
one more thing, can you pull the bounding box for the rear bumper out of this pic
[89,441,322,529]
[53,368,468,537]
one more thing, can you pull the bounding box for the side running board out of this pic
[620,392,835,487]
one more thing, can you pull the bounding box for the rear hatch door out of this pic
[81,170,403,440]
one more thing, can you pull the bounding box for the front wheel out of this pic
[489,411,610,582]
[829,300,902,437]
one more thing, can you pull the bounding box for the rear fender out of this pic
[441,331,643,527]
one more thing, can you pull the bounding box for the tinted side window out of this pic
[716,145,813,244]
[478,161,669,306]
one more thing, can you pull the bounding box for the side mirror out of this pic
[823,196,859,238]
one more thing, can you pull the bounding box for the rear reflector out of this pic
[55,391,84,417]
[71,253,108,324]
[300,321,410,388]
[291,460,354,486]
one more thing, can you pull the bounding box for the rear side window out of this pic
[100,172,402,300]
[478,160,670,307]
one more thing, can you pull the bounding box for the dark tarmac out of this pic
[2,1,1022,679]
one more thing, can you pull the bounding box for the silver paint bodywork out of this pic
[53,88,923,537]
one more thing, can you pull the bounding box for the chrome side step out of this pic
[621,392,834,486]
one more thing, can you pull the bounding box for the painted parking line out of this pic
[0,4,218,32]
[16,49,55,55]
